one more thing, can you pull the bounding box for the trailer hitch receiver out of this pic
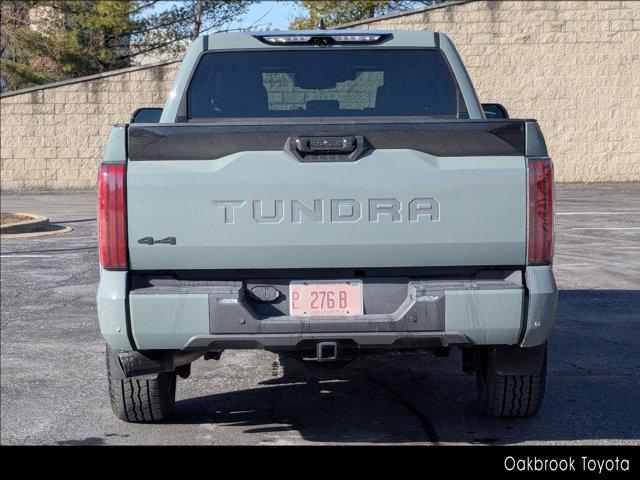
[303,341,338,362]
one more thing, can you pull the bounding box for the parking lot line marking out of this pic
[0,246,97,255]
[571,227,640,230]
[555,263,635,267]
[557,212,640,215]
[1,254,54,258]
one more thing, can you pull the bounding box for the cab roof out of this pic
[202,29,440,50]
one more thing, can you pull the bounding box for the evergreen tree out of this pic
[1,0,252,92]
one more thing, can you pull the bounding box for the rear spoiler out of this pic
[127,119,547,161]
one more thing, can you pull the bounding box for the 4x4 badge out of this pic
[137,236,176,245]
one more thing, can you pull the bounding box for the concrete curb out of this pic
[0,214,49,234]
[1,224,73,239]
[0,213,74,238]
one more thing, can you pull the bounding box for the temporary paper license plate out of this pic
[289,280,363,317]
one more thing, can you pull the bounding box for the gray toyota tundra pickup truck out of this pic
[97,30,556,422]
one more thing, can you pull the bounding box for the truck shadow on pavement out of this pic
[173,289,639,444]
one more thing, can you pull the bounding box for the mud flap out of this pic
[108,349,174,379]
[491,342,546,375]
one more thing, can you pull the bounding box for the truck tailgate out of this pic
[126,121,527,270]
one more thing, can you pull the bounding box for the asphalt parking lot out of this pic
[1,183,639,445]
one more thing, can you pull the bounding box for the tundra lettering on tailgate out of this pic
[212,198,440,224]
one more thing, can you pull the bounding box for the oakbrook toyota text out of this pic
[504,456,631,474]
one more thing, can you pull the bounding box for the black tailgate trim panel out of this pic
[127,120,526,160]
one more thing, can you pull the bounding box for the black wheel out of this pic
[106,346,176,422]
[476,343,547,418]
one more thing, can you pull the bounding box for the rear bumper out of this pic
[97,267,557,352]
[185,332,470,352]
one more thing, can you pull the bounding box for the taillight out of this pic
[527,157,554,265]
[97,163,127,270]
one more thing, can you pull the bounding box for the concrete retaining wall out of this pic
[1,62,179,189]
[343,0,640,183]
[1,0,638,189]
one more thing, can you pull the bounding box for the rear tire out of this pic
[476,343,547,418]
[106,346,176,422]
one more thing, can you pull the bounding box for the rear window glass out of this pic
[186,49,467,119]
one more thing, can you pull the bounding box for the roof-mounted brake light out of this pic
[257,33,390,45]
[330,34,382,42]
[262,35,313,44]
